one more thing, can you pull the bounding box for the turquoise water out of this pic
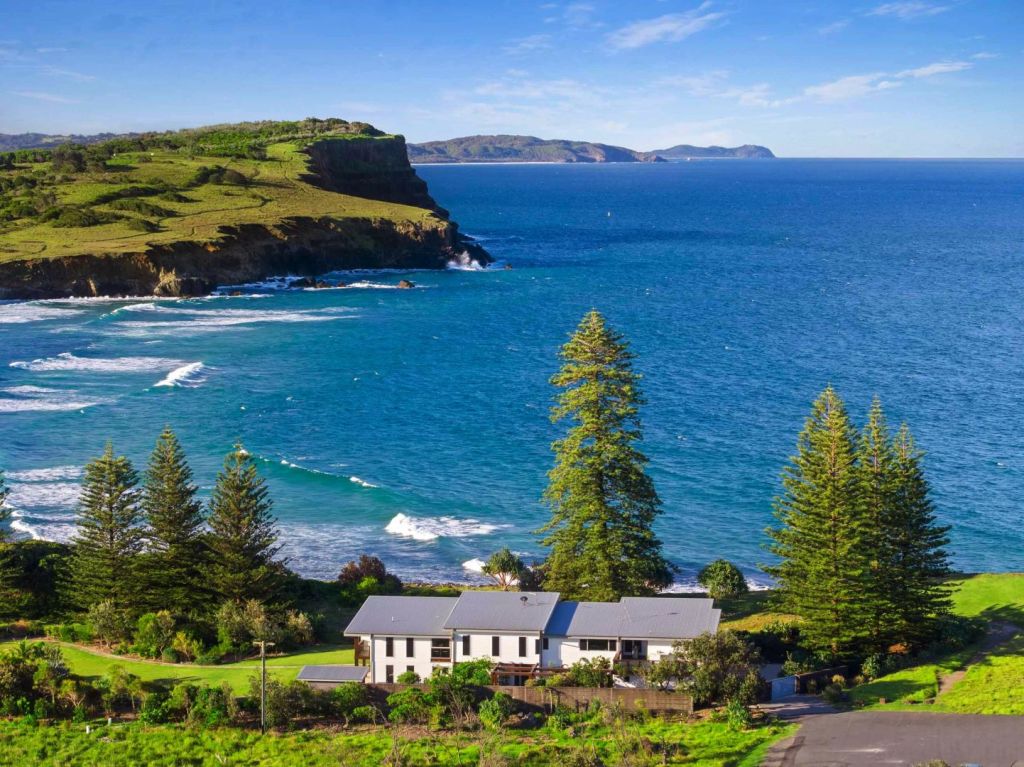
[2,159,1023,584]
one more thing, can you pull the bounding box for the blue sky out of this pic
[1,0,1021,156]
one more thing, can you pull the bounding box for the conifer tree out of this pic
[69,444,144,611]
[206,446,283,604]
[856,397,899,652]
[539,310,674,601]
[141,427,207,616]
[766,387,869,657]
[888,424,951,646]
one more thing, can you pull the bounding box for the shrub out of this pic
[139,692,171,724]
[86,601,133,645]
[133,611,176,658]
[283,611,314,647]
[331,682,367,726]
[106,198,175,217]
[44,623,92,643]
[697,560,749,600]
[97,665,143,713]
[669,631,763,708]
[566,657,612,688]
[171,631,203,663]
[822,682,846,705]
[387,686,430,724]
[248,677,322,729]
[396,670,420,684]
[350,704,377,724]
[338,555,402,606]
[725,698,753,731]
[478,692,515,731]
[125,218,159,232]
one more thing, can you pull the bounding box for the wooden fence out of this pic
[368,683,692,716]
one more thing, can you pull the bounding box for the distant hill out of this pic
[652,144,775,159]
[408,135,663,164]
[0,132,132,151]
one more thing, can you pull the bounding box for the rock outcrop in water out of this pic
[0,129,489,300]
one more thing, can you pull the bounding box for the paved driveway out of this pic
[763,711,1024,766]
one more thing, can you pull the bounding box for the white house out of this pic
[342,591,720,685]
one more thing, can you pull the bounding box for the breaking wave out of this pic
[0,386,110,413]
[154,362,207,388]
[6,465,82,482]
[385,512,500,542]
[11,352,186,373]
[349,476,378,488]
[0,303,85,324]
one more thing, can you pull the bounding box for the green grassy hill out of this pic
[0,118,483,298]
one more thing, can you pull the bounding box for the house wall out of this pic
[364,635,453,683]
[546,638,677,669]
[455,631,542,666]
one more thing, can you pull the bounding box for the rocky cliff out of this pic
[0,133,488,300]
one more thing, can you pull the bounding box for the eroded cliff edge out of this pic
[0,136,488,300]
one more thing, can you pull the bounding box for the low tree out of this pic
[697,560,749,600]
[482,548,525,590]
[669,631,763,708]
[69,444,145,611]
[337,554,402,605]
[141,427,207,616]
[539,310,674,600]
[206,446,284,604]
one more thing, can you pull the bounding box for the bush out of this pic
[139,692,171,724]
[387,686,430,724]
[566,657,612,688]
[86,601,133,645]
[725,698,753,731]
[44,623,92,643]
[171,631,203,663]
[169,681,237,726]
[133,611,176,658]
[697,560,749,600]
[283,611,314,647]
[106,198,175,217]
[822,682,846,705]
[396,670,420,684]
[125,218,159,232]
[337,555,402,606]
[478,692,515,731]
[331,682,367,726]
[669,631,763,708]
[350,704,377,724]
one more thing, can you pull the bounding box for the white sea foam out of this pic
[446,251,487,271]
[7,481,81,508]
[0,386,110,413]
[6,466,82,482]
[462,558,486,574]
[110,306,355,336]
[154,362,206,388]
[349,476,378,488]
[277,459,335,477]
[10,352,186,373]
[0,303,85,324]
[8,509,76,542]
[385,512,500,542]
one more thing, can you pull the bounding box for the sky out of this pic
[1,0,1021,156]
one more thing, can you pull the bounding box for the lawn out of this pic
[0,641,354,693]
[935,633,1024,715]
[0,717,795,767]
[947,572,1024,625]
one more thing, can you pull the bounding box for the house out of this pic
[341,591,720,686]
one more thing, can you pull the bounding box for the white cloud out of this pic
[804,74,901,102]
[818,19,849,35]
[867,2,950,19]
[40,65,95,82]
[12,90,79,104]
[502,34,553,55]
[656,71,729,97]
[895,60,971,78]
[607,3,726,50]
[971,51,998,60]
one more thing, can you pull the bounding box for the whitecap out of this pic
[384,512,500,542]
[154,362,206,388]
[462,558,486,574]
[6,465,82,482]
[349,476,378,488]
[0,386,110,413]
[7,481,81,508]
[10,352,186,373]
[446,251,486,271]
[0,303,85,324]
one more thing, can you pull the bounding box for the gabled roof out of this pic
[297,665,368,683]
[443,591,560,632]
[344,595,459,637]
[546,597,720,640]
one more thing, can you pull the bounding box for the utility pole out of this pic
[252,640,275,733]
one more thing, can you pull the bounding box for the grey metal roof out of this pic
[443,591,561,632]
[546,597,720,640]
[343,595,459,636]
[297,665,368,683]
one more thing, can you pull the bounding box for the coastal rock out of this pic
[289,277,317,288]
[397,279,415,289]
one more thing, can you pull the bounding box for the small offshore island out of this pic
[0,118,489,300]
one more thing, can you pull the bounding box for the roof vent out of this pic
[520,596,528,606]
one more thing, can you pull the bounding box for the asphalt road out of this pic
[763,711,1024,766]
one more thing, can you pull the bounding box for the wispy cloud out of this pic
[895,60,971,78]
[40,65,95,82]
[607,2,726,50]
[657,72,795,108]
[543,2,600,29]
[502,34,553,55]
[805,59,971,102]
[818,19,849,35]
[971,51,998,60]
[656,71,729,97]
[12,90,79,104]
[867,2,950,19]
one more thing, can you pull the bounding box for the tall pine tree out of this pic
[206,446,283,604]
[141,427,207,616]
[539,310,674,601]
[856,397,899,652]
[888,424,951,647]
[766,387,869,657]
[69,444,144,611]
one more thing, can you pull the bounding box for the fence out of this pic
[793,666,848,694]
[369,684,693,715]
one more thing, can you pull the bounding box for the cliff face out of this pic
[0,136,486,299]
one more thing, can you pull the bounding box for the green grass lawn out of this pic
[935,633,1024,715]
[0,717,795,767]
[948,572,1024,625]
[0,641,354,693]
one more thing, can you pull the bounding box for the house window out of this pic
[535,638,541,654]
[491,636,500,656]
[385,665,394,683]
[430,638,451,661]
[579,639,617,652]
[406,637,414,656]
[462,635,470,655]
[406,665,415,675]
[518,636,527,657]
[385,637,394,657]
[543,637,549,650]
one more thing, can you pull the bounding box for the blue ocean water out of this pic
[2,159,1023,585]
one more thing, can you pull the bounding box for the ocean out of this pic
[2,159,1023,586]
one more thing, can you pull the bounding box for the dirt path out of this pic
[936,621,1019,696]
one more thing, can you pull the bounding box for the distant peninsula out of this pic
[407,134,774,164]
[0,119,488,299]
